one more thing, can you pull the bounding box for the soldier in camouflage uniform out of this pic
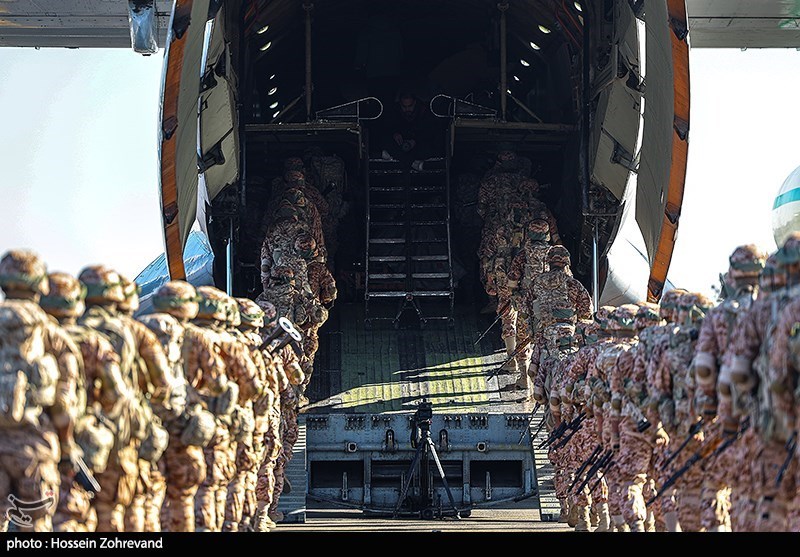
[508,219,553,393]
[76,265,171,532]
[0,251,82,532]
[253,301,288,531]
[114,278,171,532]
[693,245,765,532]
[534,323,578,522]
[139,281,216,532]
[737,236,800,531]
[42,272,125,533]
[218,297,264,532]
[723,254,783,531]
[607,304,664,532]
[652,292,712,532]
[592,304,639,531]
[191,286,259,532]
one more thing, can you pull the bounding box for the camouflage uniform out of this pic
[509,219,552,391]
[693,245,764,532]
[655,293,711,532]
[0,251,81,532]
[41,272,123,533]
[192,287,259,532]
[216,298,264,532]
[748,239,800,532]
[75,266,151,532]
[303,150,349,264]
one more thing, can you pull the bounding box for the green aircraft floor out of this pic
[306,303,518,414]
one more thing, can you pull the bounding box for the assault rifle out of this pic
[487,336,532,379]
[569,445,603,492]
[260,316,304,357]
[517,402,542,445]
[537,412,585,450]
[775,431,797,488]
[575,450,614,493]
[552,412,588,449]
[475,301,511,346]
[662,419,704,468]
[647,418,749,507]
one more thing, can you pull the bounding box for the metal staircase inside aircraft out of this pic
[364,155,454,328]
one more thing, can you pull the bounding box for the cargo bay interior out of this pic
[225,0,594,417]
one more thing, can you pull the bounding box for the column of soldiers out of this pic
[477,149,576,400]
[255,153,340,526]
[0,252,316,532]
[529,237,800,532]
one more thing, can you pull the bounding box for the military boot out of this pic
[567,502,580,527]
[590,504,600,528]
[645,510,656,532]
[558,499,569,522]
[629,519,646,532]
[612,515,630,532]
[574,505,591,531]
[502,337,518,373]
[664,511,681,532]
[254,502,276,532]
[594,503,611,532]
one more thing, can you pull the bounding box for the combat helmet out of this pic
[775,232,800,283]
[527,219,550,242]
[594,305,615,332]
[610,304,639,332]
[634,302,662,331]
[658,288,687,321]
[294,234,317,260]
[236,298,265,330]
[40,272,86,319]
[79,265,125,305]
[284,156,305,172]
[728,244,766,280]
[547,245,571,269]
[195,285,229,322]
[0,249,49,296]
[152,280,199,322]
[545,323,577,352]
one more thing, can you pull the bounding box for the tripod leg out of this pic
[393,443,423,518]
[426,439,461,518]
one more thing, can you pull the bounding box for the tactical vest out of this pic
[521,241,550,290]
[0,300,59,427]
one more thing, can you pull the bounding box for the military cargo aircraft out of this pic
[3,0,799,518]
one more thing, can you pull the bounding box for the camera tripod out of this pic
[392,408,462,520]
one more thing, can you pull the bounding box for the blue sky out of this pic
[1,46,799,296]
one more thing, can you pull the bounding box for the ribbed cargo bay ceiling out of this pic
[243,0,583,120]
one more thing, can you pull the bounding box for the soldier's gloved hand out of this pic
[721,415,739,438]
[532,386,546,404]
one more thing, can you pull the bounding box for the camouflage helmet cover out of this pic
[546,245,571,268]
[79,265,125,304]
[153,280,199,321]
[40,272,86,318]
[195,285,229,321]
[0,249,49,295]
[635,302,662,330]
[283,156,305,171]
[594,305,615,331]
[728,244,766,278]
[527,219,550,235]
[236,297,265,329]
[610,304,639,331]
